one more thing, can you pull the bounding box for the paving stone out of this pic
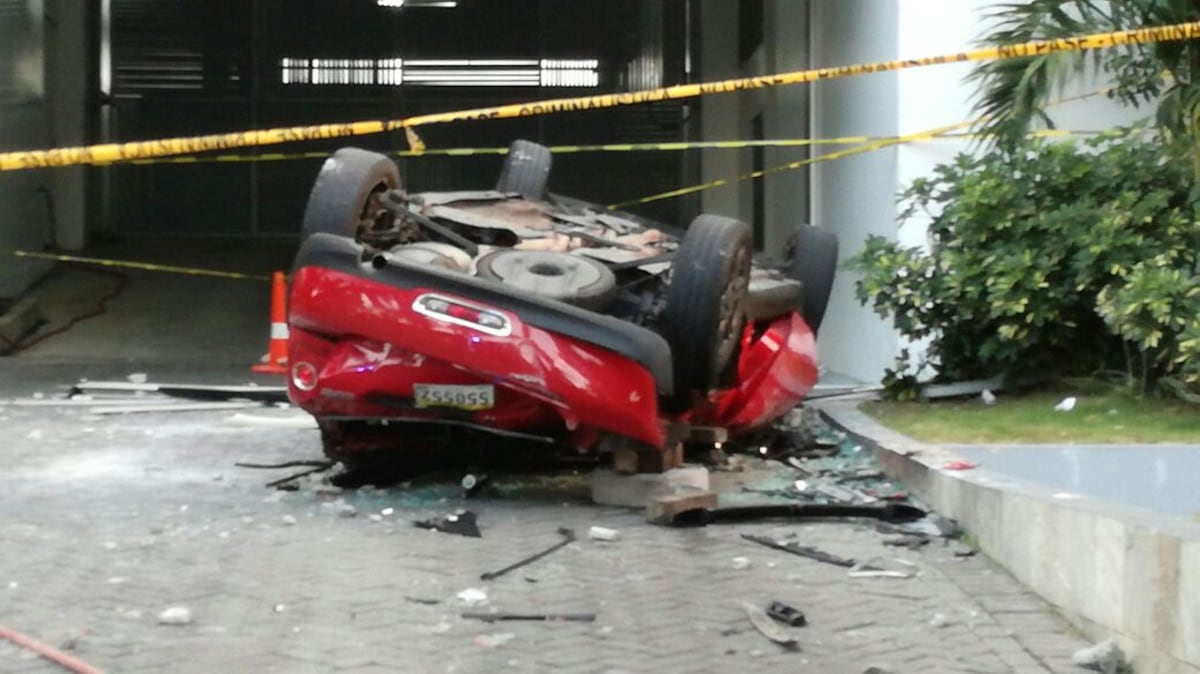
[0,383,1093,673]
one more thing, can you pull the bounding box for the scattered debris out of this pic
[847,557,919,579]
[480,527,575,581]
[70,380,288,404]
[765,601,807,627]
[741,602,800,650]
[92,401,259,415]
[456,588,489,607]
[1054,396,1078,412]
[1072,638,1125,674]
[941,461,978,471]
[157,606,193,626]
[731,556,752,570]
[882,536,930,550]
[920,376,1004,401]
[587,526,620,542]
[951,542,978,558]
[414,510,481,538]
[403,596,442,606]
[474,632,515,648]
[741,534,856,568]
[224,413,318,429]
[880,514,963,539]
[461,612,596,623]
[461,473,490,498]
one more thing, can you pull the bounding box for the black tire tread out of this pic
[301,147,400,241]
[662,214,753,396]
[496,140,552,200]
[786,225,838,334]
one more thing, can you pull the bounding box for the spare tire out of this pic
[301,147,400,241]
[496,139,552,200]
[476,250,617,311]
[784,224,838,334]
[662,215,753,397]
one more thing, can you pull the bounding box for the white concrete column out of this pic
[46,0,90,251]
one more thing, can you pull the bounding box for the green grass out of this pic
[860,379,1200,443]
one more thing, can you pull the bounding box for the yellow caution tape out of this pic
[1,21,1196,171]
[9,250,272,281]
[92,130,1118,167]
[609,121,975,209]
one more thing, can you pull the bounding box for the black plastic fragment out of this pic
[766,601,807,627]
[413,510,481,538]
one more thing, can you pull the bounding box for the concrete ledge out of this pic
[819,400,1200,674]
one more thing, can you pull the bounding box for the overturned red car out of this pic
[286,140,837,469]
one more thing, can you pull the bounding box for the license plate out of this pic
[413,384,495,411]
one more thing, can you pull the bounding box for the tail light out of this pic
[413,293,512,336]
[291,361,319,391]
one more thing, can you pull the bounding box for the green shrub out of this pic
[848,127,1200,395]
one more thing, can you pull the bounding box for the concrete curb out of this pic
[817,400,1200,674]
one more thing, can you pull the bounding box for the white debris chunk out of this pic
[731,556,751,570]
[1054,396,1077,412]
[281,515,297,526]
[25,429,43,441]
[980,389,997,405]
[588,526,620,542]
[126,373,148,384]
[474,632,515,648]
[456,588,489,606]
[158,606,193,625]
[1072,638,1125,672]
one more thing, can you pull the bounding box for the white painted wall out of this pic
[808,0,900,384]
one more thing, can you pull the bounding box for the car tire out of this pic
[301,147,401,242]
[496,139,552,200]
[476,249,617,311]
[784,224,838,334]
[662,214,753,397]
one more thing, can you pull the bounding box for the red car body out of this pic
[285,234,820,456]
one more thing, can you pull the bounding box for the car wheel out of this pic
[301,147,401,242]
[784,224,838,334]
[476,249,617,311]
[662,214,753,397]
[496,139,552,200]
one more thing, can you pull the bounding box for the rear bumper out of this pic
[287,234,673,448]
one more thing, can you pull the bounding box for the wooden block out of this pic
[645,490,718,525]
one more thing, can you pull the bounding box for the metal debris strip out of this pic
[461,612,596,623]
[480,527,576,581]
[740,534,857,568]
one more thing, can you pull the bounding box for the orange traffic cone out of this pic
[251,271,289,375]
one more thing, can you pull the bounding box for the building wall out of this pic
[808,0,900,384]
[0,0,53,297]
[698,0,1146,385]
[0,0,90,298]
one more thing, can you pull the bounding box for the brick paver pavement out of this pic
[0,377,1090,674]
